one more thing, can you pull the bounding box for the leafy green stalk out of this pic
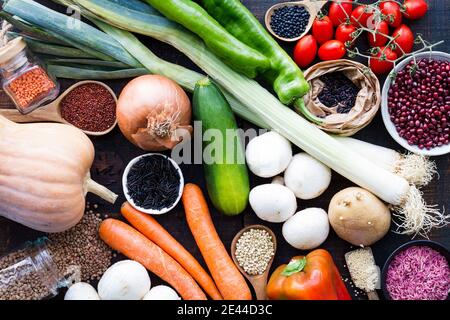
[47,65,148,79]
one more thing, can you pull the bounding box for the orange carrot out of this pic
[99,218,207,300]
[120,202,223,300]
[182,183,252,300]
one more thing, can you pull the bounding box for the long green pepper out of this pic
[143,0,270,78]
[197,0,310,105]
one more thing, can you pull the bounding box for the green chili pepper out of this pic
[143,0,270,78]
[197,0,310,105]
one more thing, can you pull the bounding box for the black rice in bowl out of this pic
[124,154,183,214]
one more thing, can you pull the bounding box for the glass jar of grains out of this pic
[0,238,79,300]
[0,37,59,114]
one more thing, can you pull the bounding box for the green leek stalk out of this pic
[43,58,129,69]
[47,65,148,79]
[63,0,445,236]
[9,34,97,58]
[2,0,141,67]
[0,11,66,45]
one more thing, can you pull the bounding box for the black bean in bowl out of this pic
[270,5,310,39]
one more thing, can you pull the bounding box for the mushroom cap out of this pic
[249,184,297,223]
[246,131,292,178]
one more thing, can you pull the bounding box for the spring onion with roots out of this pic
[3,0,447,236]
[334,137,437,188]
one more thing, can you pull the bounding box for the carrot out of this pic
[99,218,207,300]
[120,202,223,300]
[182,183,252,300]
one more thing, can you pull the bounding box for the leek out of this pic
[59,0,446,236]
[2,0,141,67]
[21,36,97,58]
[47,65,148,79]
[43,58,129,68]
[0,11,66,45]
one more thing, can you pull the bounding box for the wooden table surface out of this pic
[0,0,449,300]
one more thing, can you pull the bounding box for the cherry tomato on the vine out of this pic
[312,15,334,45]
[335,23,357,47]
[392,24,414,56]
[369,46,398,75]
[403,0,429,20]
[328,1,353,27]
[293,35,318,68]
[380,1,403,28]
[367,19,389,47]
[350,5,373,27]
[318,40,346,61]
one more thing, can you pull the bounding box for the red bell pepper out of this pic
[266,249,352,300]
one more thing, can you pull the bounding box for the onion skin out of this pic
[117,75,192,151]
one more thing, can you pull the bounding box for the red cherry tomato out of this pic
[403,0,429,20]
[367,19,389,47]
[312,16,334,44]
[335,23,357,47]
[293,35,318,68]
[318,40,346,61]
[380,1,403,28]
[392,24,414,56]
[350,5,373,27]
[328,1,353,27]
[312,16,334,45]
[369,46,398,75]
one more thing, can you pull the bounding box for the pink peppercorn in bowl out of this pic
[381,51,450,156]
[381,240,450,300]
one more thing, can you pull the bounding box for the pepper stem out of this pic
[294,98,324,125]
[281,257,307,276]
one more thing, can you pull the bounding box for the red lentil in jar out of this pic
[60,83,117,133]
[0,37,59,114]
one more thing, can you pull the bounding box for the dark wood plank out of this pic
[0,0,448,300]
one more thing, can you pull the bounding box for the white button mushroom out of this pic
[249,183,297,223]
[98,260,151,300]
[246,131,292,178]
[282,208,330,250]
[284,153,332,200]
[64,282,100,300]
[142,285,181,300]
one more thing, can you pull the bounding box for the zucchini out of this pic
[193,78,250,216]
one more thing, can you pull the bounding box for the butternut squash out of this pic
[0,115,117,232]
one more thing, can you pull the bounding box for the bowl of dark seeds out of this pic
[122,153,184,215]
[265,1,327,42]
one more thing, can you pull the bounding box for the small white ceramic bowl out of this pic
[122,153,184,215]
[382,51,450,156]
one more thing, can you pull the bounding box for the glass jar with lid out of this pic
[0,238,80,300]
[0,37,59,114]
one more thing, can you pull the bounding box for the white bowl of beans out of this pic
[381,51,450,156]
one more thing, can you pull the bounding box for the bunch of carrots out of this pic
[99,183,252,300]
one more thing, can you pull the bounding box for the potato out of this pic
[328,187,391,246]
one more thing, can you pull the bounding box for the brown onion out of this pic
[117,75,192,151]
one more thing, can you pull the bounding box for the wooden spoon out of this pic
[231,225,277,300]
[265,0,328,42]
[345,248,380,300]
[0,80,117,136]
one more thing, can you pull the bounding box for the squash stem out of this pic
[85,178,118,204]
